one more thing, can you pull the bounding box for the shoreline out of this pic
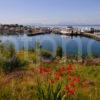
[0,32,100,41]
[27,32,100,41]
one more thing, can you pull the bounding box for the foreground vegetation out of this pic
[0,61,100,100]
[0,42,100,100]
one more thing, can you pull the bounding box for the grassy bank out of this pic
[0,60,100,100]
[0,43,100,100]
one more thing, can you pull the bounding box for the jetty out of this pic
[27,32,50,36]
[60,32,100,41]
[80,32,100,41]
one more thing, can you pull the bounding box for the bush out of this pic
[32,55,37,63]
[40,50,52,58]
[56,46,62,57]
[0,42,28,73]
[2,56,28,73]
[0,42,16,59]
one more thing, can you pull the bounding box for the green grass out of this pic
[0,61,100,100]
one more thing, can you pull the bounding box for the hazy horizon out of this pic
[0,0,100,25]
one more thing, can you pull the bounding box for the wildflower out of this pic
[68,76,73,81]
[68,89,75,95]
[65,85,75,96]
[67,65,73,70]
[67,64,73,74]
[38,67,52,74]
[39,67,44,74]
[47,68,52,74]
[65,85,70,91]
[54,72,61,80]
[59,66,66,74]
[48,79,55,84]
[69,82,75,87]
[32,68,38,73]
[73,76,80,83]
[45,68,52,73]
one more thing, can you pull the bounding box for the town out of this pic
[0,24,100,40]
[0,24,100,34]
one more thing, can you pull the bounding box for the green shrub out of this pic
[0,42,16,59]
[32,55,37,63]
[0,42,28,73]
[2,56,28,72]
[40,50,52,58]
[56,46,62,58]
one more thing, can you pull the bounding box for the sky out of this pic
[0,0,100,25]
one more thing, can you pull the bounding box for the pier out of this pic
[27,32,50,36]
[81,32,100,41]
[60,32,100,41]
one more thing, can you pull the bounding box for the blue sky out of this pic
[0,0,100,24]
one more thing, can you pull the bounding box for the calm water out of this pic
[0,34,100,57]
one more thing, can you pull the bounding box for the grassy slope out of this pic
[0,51,100,100]
[0,62,100,100]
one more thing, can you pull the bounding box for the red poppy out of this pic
[46,68,52,73]
[46,68,52,74]
[67,64,73,74]
[39,67,44,74]
[38,67,52,74]
[68,76,73,81]
[65,85,70,91]
[69,82,75,87]
[59,67,66,74]
[73,76,80,83]
[68,89,75,95]
[54,72,61,80]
